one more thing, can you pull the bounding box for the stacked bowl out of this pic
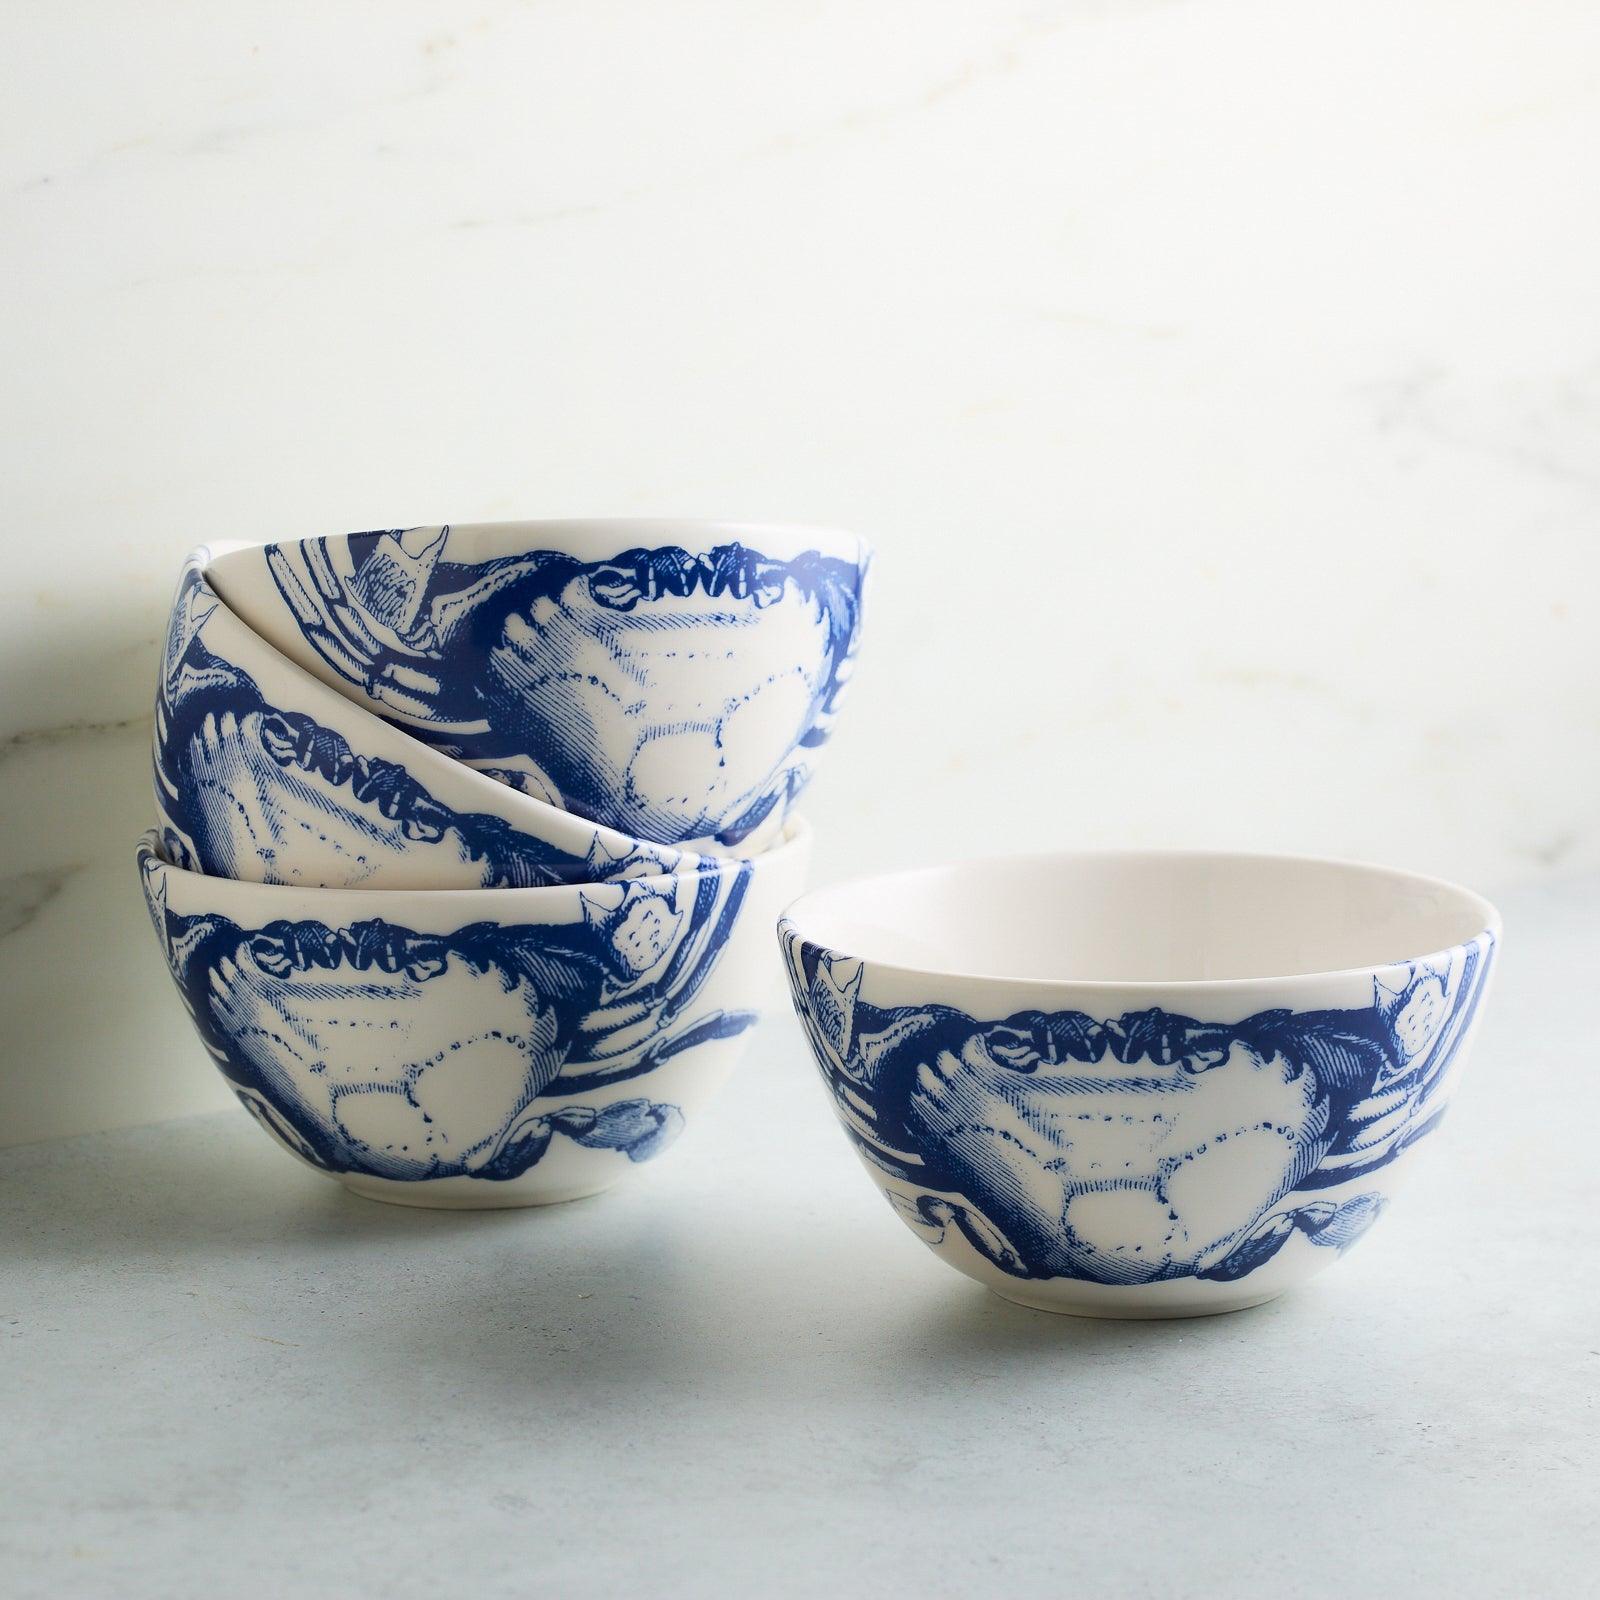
[140,520,869,1207]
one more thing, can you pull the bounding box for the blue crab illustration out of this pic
[141,844,756,1183]
[260,526,866,845]
[782,927,1495,1287]
[155,559,677,889]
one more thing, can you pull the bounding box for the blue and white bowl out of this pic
[206,520,870,852]
[156,552,704,891]
[140,819,810,1207]
[780,851,1499,1318]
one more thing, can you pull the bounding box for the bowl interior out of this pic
[788,852,1496,984]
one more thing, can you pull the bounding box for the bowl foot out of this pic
[337,1172,621,1210]
[988,1282,1289,1320]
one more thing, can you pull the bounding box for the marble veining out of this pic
[0,716,146,761]
[0,865,79,943]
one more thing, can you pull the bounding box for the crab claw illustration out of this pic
[471,1111,556,1179]
[564,1099,685,1163]
[892,1192,1029,1277]
[1197,1193,1387,1282]
[469,1098,684,1180]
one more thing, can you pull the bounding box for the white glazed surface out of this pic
[142,819,810,1206]
[206,521,869,853]
[155,553,703,891]
[781,851,1499,1316]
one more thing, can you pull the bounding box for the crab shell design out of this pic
[154,560,679,890]
[140,845,756,1184]
[782,928,1494,1288]
[262,528,866,846]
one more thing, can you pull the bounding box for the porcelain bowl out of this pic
[140,819,810,1207]
[205,519,871,852]
[157,551,710,890]
[780,851,1499,1318]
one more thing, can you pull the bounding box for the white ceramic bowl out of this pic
[157,552,704,890]
[140,819,811,1207]
[205,520,870,852]
[780,851,1499,1318]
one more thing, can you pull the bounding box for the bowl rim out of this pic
[779,846,1501,994]
[141,815,812,913]
[204,517,872,571]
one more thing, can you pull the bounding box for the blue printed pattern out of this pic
[263,527,866,845]
[140,843,755,1183]
[781,927,1495,1287]
[155,558,679,889]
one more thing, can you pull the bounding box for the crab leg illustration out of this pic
[556,864,758,1092]
[1195,1193,1387,1282]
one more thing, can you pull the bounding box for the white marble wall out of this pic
[3,0,1596,1145]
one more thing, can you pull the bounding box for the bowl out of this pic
[779,851,1499,1318]
[140,818,810,1207]
[204,519,870,851]
[157,551,703,890]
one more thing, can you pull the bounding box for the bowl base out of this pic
[989,1282,1289,1321]
[337,1172,620,1211]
